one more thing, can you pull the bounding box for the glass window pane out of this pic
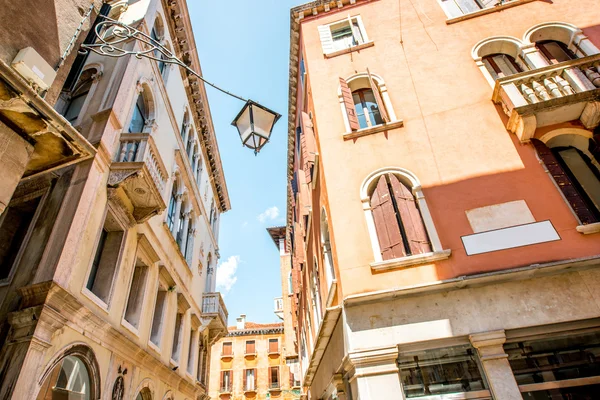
[506,331,600,386]
[522,384,600,399]
[362,90,383,126]
[557,148,600,212]
[129,96,146,133]
[352,92,368,129]
[398,345,486,398]
[455,0,482,14]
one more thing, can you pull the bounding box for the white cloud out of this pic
[216,255,240,296]
[241,221,248,228]
[257,206,279,223]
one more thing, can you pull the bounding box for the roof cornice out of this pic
[162,0,231,212]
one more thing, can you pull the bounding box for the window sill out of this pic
[81,288,110,314]
[148,340,161,355]
[576,223,600,235]
[324,41,375,59]
[370,250,452,272]
[446,0,535,25]
[121,318,140,337]
[343,120,404,141]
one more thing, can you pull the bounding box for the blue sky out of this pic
[187,0,301,324]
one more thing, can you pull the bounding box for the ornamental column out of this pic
[348,346,405,400]
[469,330,521,400]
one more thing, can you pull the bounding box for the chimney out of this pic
[236,314,246,330]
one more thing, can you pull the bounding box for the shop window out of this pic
[36,356,92,400]
[398,345,488,398]
[86,211,126,304]
[0,195,42,281]
[369,173,432,260]
[318,16,368,55]
[171,312,184,362]
[482,53,523,80]
[123,260,149,329]
[505,331,600,397]
[269,366,280,389]
[150,288,168,346]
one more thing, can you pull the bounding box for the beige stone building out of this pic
[0,0,229,399]
[208,315,300,400]
[286,0,600,399]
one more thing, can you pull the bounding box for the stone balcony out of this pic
[492,54,600,142]
[201,292,228,342]
[108,133,168,223]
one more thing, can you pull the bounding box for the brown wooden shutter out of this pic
[370,175,405,260]
[367,68,389,123]
[301,112,317,183]
[533,139,598,224]
[269,339,278,353]
[268,367,273,387]
[223,342,232,355]
[340,77,360,131]
[220,371,224,389]
[298,172,310,217]
[243,369,247,390]
[388,174,432,255]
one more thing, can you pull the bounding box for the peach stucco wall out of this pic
[298,0,600,297]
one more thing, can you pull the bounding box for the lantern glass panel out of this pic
[252,105,277,139]
[236,105,253,144]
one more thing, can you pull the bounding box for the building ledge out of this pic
[370,250,452,272]
[324,41,374,59]
[577,222,600,235]
[346,254,600,307]
[342,120,404,141]
[446,0,535,25]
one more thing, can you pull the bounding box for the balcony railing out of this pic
[108,133,168,223]
[202,292,228,333]
[492,55,600,142]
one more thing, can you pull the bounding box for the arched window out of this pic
[338,72,396,132]
[167,180,178,232]
[150,17,166,74]
[352,88,382,129]
[187,131,195,160]
[176,201,189,248]
[533,134,600,225]
[482,53,522,79]
[535,40,577,64]
[37,356,92,400]
[181,110,190,140]
[129,93,147,133]
[195,152,204,186]
[136,387,152,400]
[184,218,195,265]
[361,168,449,266]
[310,264,322,328]
[62,68,98,124]
[205,253,213,292]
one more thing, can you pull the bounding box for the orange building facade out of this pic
[286,0,600,399]
[208,315,301,400]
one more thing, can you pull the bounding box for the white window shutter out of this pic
[317,25,334,54]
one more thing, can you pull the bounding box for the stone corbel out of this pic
[581,101,600,130]
[507,112,537,142]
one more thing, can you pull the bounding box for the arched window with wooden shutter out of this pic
[369,173,432,261]
[533,139,600,224]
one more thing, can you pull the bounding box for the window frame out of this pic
[360,168,451,269]
[317,15,370,56]
[82,203,129,310]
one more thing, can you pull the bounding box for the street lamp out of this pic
[232,100,281,154]
[80,15,280,154]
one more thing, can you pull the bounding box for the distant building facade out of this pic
[0,0,229,399]
[286,0,600,399]
[208,315,300,400]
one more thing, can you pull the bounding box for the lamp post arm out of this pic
[79,15,248,102]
